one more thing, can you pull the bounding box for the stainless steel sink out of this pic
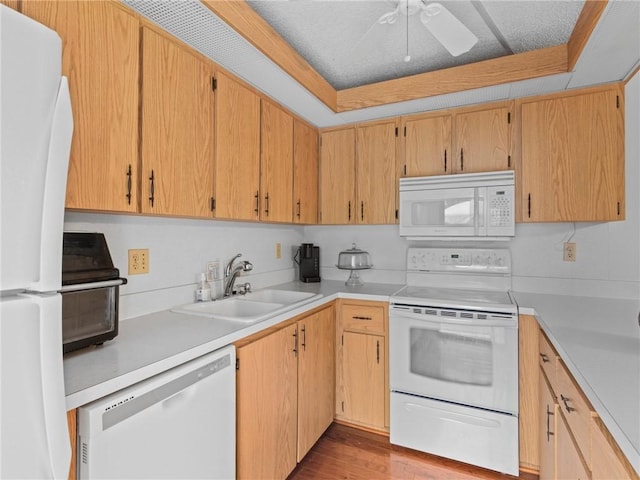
[171,289,322,323]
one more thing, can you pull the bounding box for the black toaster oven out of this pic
[61,232,126,353]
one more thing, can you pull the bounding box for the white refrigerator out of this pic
[0,5,74,479]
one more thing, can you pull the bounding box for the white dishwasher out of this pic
[78,345,235,479]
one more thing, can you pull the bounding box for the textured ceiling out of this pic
[247,0,585,89]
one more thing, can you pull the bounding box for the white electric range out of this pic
[389,247,519,476]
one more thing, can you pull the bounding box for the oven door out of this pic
[389,307,518,415]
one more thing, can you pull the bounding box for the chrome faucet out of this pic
[224,254,253,297]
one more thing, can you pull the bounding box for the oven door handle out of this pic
[60,278,127,293]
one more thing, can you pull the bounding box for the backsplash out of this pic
[64,212,305,319]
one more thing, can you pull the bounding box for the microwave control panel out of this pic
[407,248,511,274]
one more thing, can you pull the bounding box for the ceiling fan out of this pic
[371,0,479,61]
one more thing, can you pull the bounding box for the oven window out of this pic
[409,327,493,386]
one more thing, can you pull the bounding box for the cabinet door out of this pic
[454,106,511,173]
[319,128,356,224]
[356,121,397,224]
[23,1,139,213]
[521,88,624,222]
[404,114,452,176]
[293,119,319,224]
[215,72,261,220]
[340,332,385,428]
[519,315,540,471]
[539,373,557,480]
[261,101,293,222]
[236,324,298,480]
[557,412,591,480]
[140,28,215,217]
[297,306,335,461]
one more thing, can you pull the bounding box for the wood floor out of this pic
[288,423,537,480]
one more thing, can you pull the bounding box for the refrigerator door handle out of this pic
[31,77,73,293]
[39,294,72,480]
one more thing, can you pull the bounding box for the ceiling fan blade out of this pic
[420,3,478,57]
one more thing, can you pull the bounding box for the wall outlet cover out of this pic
[563,242,576,262]
[129,249,149,274]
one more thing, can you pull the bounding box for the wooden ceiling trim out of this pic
[567,0,609,71]
[201,0,337,111]
[336,45,569,112]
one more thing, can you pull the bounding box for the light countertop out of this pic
[63,280,402,409]
[63,282,639,474]
[513,292,640,476]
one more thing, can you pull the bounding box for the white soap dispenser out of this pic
[195,272,211,302]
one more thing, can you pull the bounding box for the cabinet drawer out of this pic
[557,360,595,468]
[342,304,385,334]
[539,330,558,392]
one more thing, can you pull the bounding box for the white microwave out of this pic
[399,171,515,240]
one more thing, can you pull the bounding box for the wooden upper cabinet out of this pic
[293,120,319,224]
[319,128,356,224]
[140,27,215,217]
[23,1,139,213]
[520,86,625,222]
[214,72,261,221]
[454,105,512,173]
[260,101,293,223]
[403,114,452,176]
[356,120,397,224]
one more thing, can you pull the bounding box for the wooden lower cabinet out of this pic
[67,409,77,480]
[335,299,388,432]
[539,372,557,480]
[236,306,335,479]
[519,314,540,471]
[339,332,385,428]
[557,411,591,480]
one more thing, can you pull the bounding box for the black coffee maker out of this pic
[294,243,321,283]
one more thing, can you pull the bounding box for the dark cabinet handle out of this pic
[444,149,447,172]
[361,201,364,221]
[126,164,132,205]
[539,353,550,363]
[296,200,301,219]
[352,316,372,321]
[376,340,380,364]
[301,325,306,351]
[528,193,532,218]
[264,193,269,216]
[460,148,464,171]
[546,405,555,441]
[148,170,155,207]
[560,394,575,413]
[293,329,298,356]
[254,191,259,215]
[348,201,351,221]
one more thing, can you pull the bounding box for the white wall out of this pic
[64,213,305,319]
[304,71,640,299]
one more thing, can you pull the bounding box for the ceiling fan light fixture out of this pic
[420,3,478,57]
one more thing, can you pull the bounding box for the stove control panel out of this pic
[407,248,511,273]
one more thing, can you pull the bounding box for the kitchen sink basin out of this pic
[171,289,322,323]
[172,298,285,323]
[240,289,319,305]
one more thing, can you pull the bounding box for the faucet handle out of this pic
[237,282,251,295]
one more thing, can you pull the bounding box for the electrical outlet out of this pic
[563,242,576,262]
[128,249,149,274]
[206,260,220,282]
[276,243,281,259]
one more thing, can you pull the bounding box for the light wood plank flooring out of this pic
[288,423,537,480]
